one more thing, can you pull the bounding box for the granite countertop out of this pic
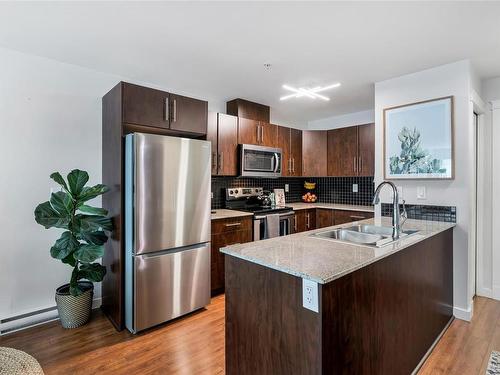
[287,202,374,212]
[221,217,455,284]
[211,209,253,221]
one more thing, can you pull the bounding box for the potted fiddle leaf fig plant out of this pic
[34,169,112,328]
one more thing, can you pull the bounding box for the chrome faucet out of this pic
[372,181,403,239]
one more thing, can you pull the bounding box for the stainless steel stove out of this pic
[225,187,295,241]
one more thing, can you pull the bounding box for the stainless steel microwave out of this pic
[239,144,282,177]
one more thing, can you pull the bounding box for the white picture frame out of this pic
[384,96,454,180]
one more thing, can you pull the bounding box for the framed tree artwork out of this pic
[384,96,454,180]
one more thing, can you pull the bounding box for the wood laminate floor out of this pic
[1,295,499,374]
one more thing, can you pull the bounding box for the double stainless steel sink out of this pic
[310,224,419,248]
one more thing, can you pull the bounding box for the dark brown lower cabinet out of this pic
[210,217,252,296]
[225,228,454,375]
[334,210,374,225]
[316,208,334,229]
[295,209,316,232]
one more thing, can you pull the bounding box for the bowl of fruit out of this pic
[302,192,317,203]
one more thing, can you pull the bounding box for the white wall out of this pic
[374,60,475,319]
[0,47,225,322]
[307,109,374,130]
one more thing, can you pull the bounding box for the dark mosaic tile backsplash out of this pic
[381,203,457,223]
[211,176,375,209]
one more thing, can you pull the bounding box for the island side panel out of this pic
[321,228,454,375]
[225,256,322,375]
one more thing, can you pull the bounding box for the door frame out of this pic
[470,90,488,302]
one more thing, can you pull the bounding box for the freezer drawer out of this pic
[132,243,210,332]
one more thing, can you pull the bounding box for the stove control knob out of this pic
[234,189,238,194]
[229,190,233,195]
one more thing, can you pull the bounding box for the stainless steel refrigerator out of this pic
[124,133,211,333]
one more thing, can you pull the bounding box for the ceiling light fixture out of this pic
[280,82,341,101]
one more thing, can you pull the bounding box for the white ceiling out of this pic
[0,1,499,127]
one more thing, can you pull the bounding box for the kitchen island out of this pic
[221,217,455,375]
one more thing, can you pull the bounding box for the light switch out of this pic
[397,186,403,199]
[352,184,358,193]
[284,184,289,193]
[302,279,319,313]
[417,186,426,200]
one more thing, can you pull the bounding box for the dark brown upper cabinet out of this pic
[277,126,291,176]
[277,126,302,176]
[122,82,207,135]
[227,98,270,122]
[169,93,208,135]
[260,122,277,147]
[207,112,239,176]
[237,118,277,148]
[302,130,328,176]
[290,128,303,176]
[357,123,375,176]
[238,117,259,145]
[327,123,374,177]
[327,126,358,176]
[123,83,170,129]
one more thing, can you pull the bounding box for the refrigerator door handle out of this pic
[137,242,210,259]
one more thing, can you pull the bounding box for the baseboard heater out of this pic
[0,306,59,335]
[1,298,102,335]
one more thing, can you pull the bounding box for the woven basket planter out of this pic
[55,281,93,329]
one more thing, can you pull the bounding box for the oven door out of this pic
[254,212,295,241]
[240,144,282,177]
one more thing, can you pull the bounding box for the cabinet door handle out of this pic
[288,158,292,173]
[225,222,241,227]
[261,125,264,144]
[353,157,357,173]
[256,125,260,143]
[294,217,297,232]
[306,213,310,229]
[359,157,362,174]
[292,158,295,173]
[164,97,169,121]
[173,99,177,122]
[212,152,217,172]
[350,215,366,220]
[220,153,224,173]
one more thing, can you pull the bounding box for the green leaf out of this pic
[79,263,106,282]
[50,172,69,192]
[34,201,69,229]
[50,231,79,259]
[69,267,83,296]
[77,184,109,204]
[80,230,108,245]
[49,191,73,216]
[74,244,104,263]
[61,252,77,267]
[78,204,108,216]
[75,215,113,233]
[67,169,89,197]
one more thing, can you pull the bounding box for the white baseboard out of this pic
[1,297,102,335]
[453,302,474,322]
[477,287,493,299]
[493,286,500,301]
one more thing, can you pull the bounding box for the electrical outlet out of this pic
[211,192,214,199]
[302,279,319,312]
[417,186,426,200]
[352,184,358,193]
[284,184,289,193]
